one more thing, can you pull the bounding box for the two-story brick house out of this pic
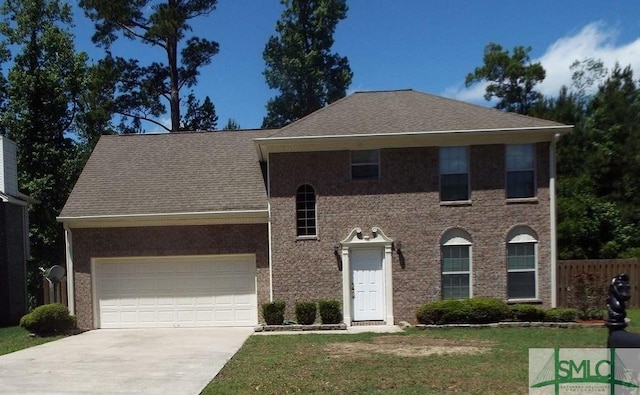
[59,89,571,329]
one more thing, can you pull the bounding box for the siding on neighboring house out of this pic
[0,137,18,196]
[0,202,28,326]
[71,224,269,329]
[268,143,552,323]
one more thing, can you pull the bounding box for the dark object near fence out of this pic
[606,273,640,348]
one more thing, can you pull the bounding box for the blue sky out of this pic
[72,1,640,130]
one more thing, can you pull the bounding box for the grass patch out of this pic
[0,326,63,356]
[201,312,640,395]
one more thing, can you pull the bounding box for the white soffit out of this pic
[255,126,572,160]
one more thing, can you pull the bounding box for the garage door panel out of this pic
[95,255,257,328]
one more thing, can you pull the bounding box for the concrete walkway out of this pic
[0,327,253,395]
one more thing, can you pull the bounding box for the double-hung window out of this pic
[441,229,472,299]
[440,146,469,201]
[506,144,535,198]
[296,184,316,237]
[507,226,538,299]
[351,150,379,180]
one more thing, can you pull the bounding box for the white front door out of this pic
[351,248,384,321]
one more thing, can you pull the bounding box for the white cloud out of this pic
[147,117,172,133]
[442,82,487,104]
[445,22,640,103]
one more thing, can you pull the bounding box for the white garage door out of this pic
[93,255,257,328]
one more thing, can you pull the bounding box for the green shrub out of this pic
[416,300,470,325]
[467,298,509,324]
[510,304,545,322]
[295,302,317,325]
[416,298,509,325]
[262,301,286,325]
[20,303,76,335]
[544,308,578,322]
[318,300,341,324]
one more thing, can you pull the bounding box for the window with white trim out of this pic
[441,229,472,299]
[506,144,535,198]
[440,146,469,201]
[351,150,379,180]
[507,226,538,299]
[296,184,316,237]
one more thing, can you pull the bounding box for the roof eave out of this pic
[255,125,573,159]
[0,191,35,206]
[58,209,269,229]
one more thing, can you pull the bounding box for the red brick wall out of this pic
[268,143,552,323]
[71,224,269,329]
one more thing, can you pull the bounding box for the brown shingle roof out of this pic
[59,130,270,218]
[268,89,565,138]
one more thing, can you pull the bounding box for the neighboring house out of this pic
[0,136,31,326]
[58,89,571,330]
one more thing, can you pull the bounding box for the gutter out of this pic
[254,125,573,161]
[58,209,269,228]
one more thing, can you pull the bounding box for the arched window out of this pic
[507,226,538,299]
[296,185,316,237]
[441,229,472,299]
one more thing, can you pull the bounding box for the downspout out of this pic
[63,224,75,315]
[549,134,560,308]
[266,154,273,302]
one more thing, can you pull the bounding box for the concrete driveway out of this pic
[0,327,253,395]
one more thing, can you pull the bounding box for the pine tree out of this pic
[262,0,352,127]
[79,0,219,132]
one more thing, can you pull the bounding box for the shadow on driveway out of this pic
[0,327,253,395]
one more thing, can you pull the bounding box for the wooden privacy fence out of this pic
[557,259,640,308]
[43,276,68,307]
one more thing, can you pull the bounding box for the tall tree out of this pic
[74,60,119,155]
[541,64,640,259]
[222,118,240,130]
[465,43,545,115]
[584,65,640,220]
[570,58,608,104]
[79,0,219,132]
[262,0,353,128]
[180,93,217,131]
[0,0,87,305]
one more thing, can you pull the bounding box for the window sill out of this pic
[440,200,472,207]
[507,298,542,304]
[296,235,319,242]
[506,197,538,204]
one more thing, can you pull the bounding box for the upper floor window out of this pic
[507,226,538,300]
[351,150,379,180]
[440,146,469,201]
[296,184,316,237]
[506,144,535,198]
[441,229,472,299]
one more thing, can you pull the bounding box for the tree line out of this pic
[466,43,640,260]
[0,0,350,307]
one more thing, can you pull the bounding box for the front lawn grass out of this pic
[0,326,63,356]
[202,311,640,395]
